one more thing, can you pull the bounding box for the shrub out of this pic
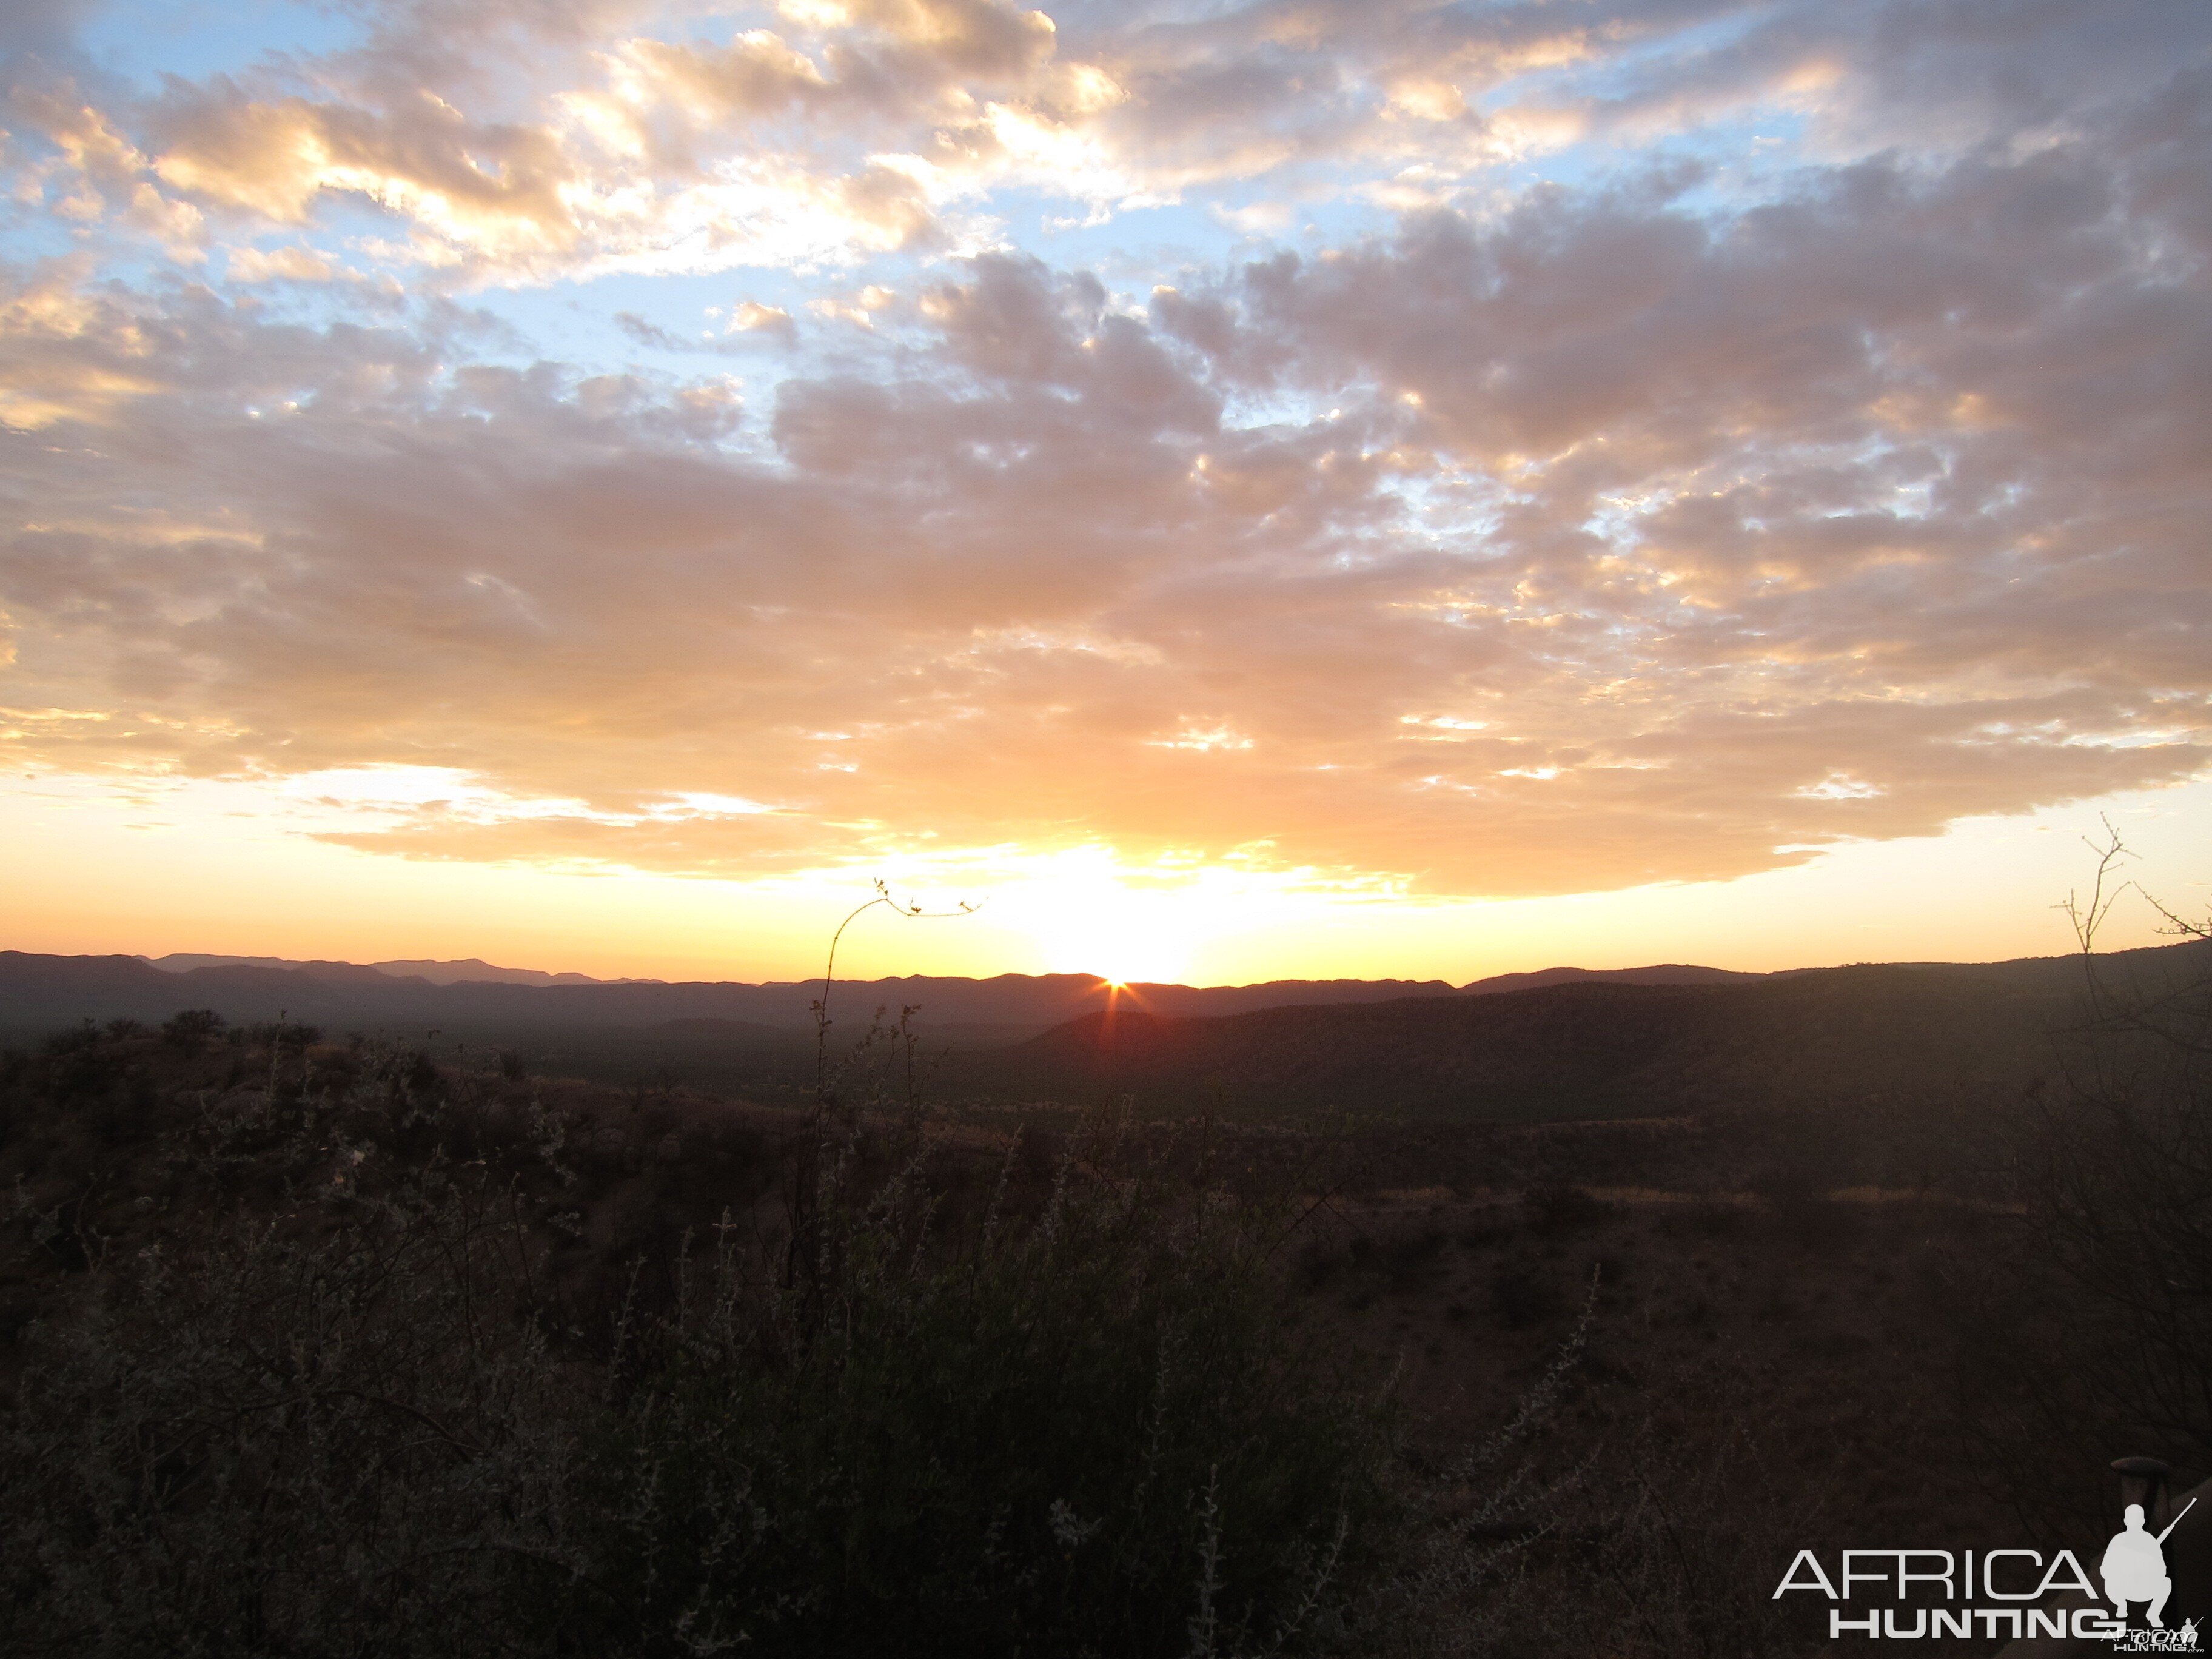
[1478,1358,1811,1659]
[1,1174,581,1657]
[1,1055,1403,1658]
[1952,833,2212,1535]
[42,1020,100,1057]
[558,1142,1398,1657]
[161,1008,226,1047]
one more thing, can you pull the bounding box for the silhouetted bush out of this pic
[161,1007,225,1046]
[0,1038,1404,1657]
[1954,838,2212,1535]
[42,1019,99,1057]
[1469,1358,1810,1659]
[3,1169,579,1655]
[558,1148,1396,1656]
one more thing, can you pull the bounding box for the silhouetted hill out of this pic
[0,953,1458,1044]
[15,942,2205,1119]
[978,943,2212,1118]
[1458,964,1763,994]
[149,956,405,985]
[144,954,614,986]
[127,952,1774,1000]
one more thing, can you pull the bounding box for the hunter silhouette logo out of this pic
[2105,1499,2194,1630]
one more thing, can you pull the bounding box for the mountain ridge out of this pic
[10,940,2205,1116]
[3,953,1466,1037]
[129,950,1771,997]
[971,942,2210,1117]
[142,953,624,987]
[2,948,2167,1046]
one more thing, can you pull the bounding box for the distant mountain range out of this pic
[0,951,1778,1042]
[8,941,2205,1120]
[129,952,1761,998]
[142,954,628,987]
[972,942,2210,1118]
[2,952,1461,1039]
[1459,963,1761,994]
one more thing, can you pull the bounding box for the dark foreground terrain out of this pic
[2,934,2207,1655]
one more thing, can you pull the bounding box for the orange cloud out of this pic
[1,0,2206,906]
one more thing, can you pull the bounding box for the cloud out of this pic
[0,1,1700,281]
[727,300,795,337]
[7,146,2209,898]
[226,244,342,283]
[22,0,2202,284]
[0,256,171,429]
[148,81,581,257]
[0,0,2205,899]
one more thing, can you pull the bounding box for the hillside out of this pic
[975,943,2212,1119]
[9,941,2205,1122]
[143,953,617,986]
[0,952,1461,1042]
[4,937,2207,1655]
[1457,962,1764,995]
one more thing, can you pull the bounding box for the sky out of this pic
[1,0,2208,986]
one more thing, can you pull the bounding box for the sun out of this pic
[1024,893,1193,985]
[987,851,1246,986]
[1068,929,1187,987]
